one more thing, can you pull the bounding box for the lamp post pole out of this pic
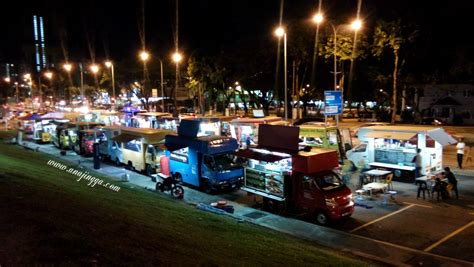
[160,59,165,112]
[275,27,288,121]
[79,63,84,103]
[105,61,115,104]
[111,64,115,100]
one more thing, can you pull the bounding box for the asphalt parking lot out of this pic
[19,141,474,265]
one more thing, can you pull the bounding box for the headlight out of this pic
[325,198,337,208]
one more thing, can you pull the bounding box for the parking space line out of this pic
[424,221,474,252]
[350,204,415,233]
[403,202,432,208]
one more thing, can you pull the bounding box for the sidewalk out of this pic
[19,141,473,266]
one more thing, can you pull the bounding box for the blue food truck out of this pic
[164,120,244,193]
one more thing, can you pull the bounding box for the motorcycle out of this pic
[155,175,184,199]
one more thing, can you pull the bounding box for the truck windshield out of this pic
[213,154,241,171]
[315,172,344,191]
[83,133,95,141]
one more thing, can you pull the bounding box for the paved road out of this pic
[18,141,474,266]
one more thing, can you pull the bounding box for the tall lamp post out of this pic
[172,51,183,112]
[63,63,73,104]
[275,27,288,121]
[159,59,165,112]
[105,61,115,103]
[90,64,100,104]
[44,71,53,106]
[139,51,150,105]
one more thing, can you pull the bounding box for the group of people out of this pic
[431,167,459,200]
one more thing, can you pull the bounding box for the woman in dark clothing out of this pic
[444,167,459,199]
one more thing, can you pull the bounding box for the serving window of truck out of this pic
[243,149,292,201]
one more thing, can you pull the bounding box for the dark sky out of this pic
[1,0,474,72]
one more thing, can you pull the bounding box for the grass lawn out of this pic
[0,132,376,266]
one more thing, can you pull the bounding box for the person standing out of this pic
[444,167,459,199]
[412,149,423,178]
[456,138,465,169]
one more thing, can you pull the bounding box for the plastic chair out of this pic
[385,173,394,191]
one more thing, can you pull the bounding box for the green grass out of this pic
[0,135,377,266]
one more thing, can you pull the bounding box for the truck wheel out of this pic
[127,161,134,171]
[315,211,329,226]
[145,164,154,176]
[201,179,213,194]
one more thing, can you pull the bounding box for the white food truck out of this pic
[347,126,457,182]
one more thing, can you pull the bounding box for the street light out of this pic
[275,27,288,121]
[172,51,183,111]
[139,51,150,106]
[4,77,10,83]
[105,61,116,102]
[41,71,55,105]
[311,11,323,91]
[90,64,100,101]
[62,63,73,104]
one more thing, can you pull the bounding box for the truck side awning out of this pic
[427,128,457,146]
[234,148,291,162]
[112,133,138,143]
[365,131,417,140]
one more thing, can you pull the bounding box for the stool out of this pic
[382,191,397,205]
[417,181,431,200]
[355,189,367,201]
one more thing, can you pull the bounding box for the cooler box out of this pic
[160,156,170,176]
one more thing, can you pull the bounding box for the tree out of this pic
[373,19,417,123]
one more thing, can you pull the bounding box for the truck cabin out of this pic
[165,134,244,190]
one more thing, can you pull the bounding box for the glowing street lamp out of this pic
[172,51,183,110]
[44,71,53,79]
[4,77,10,83]
[63,63,72,72]
[139,51,150,103]
[312,13,323,24]
[351,19,362,31]
[90,64,99,74]
[275,26,288,121]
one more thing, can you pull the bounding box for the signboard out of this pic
[324,90,343,115]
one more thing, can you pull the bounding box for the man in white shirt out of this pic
[456,138,465,169]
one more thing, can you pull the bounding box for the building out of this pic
[419,84,474,125]
[33,15,47,72]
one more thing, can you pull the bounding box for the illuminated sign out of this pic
[170,152,188,163]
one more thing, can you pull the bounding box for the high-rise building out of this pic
[33,15,47,72]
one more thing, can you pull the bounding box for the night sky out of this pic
[1,0,474,78]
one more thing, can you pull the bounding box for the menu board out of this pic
[245,168,285,198]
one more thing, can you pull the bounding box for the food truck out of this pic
[195,115,235,136]
[230,114,285,147]
[347,126,457,182]
[298,125,352,160]
[164,120,244,193]
[53,122,104,150]
[236,124,354,225]
[98,125,124,164]
[131,112,171,128]
[72,129,105,156]
[112,128,174,175]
